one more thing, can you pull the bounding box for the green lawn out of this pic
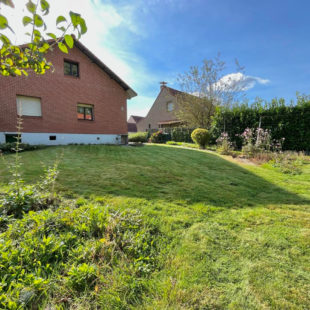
[0,145,309,309]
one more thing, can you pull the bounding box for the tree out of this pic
[176,55,244,128]
[0,0,87,76]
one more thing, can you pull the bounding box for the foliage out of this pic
[0,158,60,220]
[0,142,45,153]
[149,130,169,143]
[211,95,310,151]
[164,127,194,143]
[128,132,149,143]
[0,203,162,308]
[216,132,233,155]
[0,0,87,76]
[176,56,244,128]
[191,128,210,149]
[0,117,61,220]
[239,127,284,158]
[270,151,306,175]
[166,141,179,145]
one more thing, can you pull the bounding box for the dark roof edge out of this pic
[74,40,137,99]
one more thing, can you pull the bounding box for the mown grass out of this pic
[0,144,309,309]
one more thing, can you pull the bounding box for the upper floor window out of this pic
[16,96,42,117]
[167,101,174,112]
[64,60,79,77]
[77,104,93,121]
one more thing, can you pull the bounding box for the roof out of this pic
[127,122,137,132]
[128,115,144,123]
[165,86,184,97]
[19,38,137,99]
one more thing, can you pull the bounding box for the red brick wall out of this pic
[0,45,128,134]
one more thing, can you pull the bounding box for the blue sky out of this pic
[4,0,310,117]
[93,0,310,116]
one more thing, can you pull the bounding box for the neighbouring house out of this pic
[136,82,183,132]
[0,39,137,145]
[127,115,144,133]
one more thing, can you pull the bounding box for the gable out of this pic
[73,40,137,99]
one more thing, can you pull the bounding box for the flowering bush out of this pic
[191,128,210,149]
[240,127,284,157]
[216,132,233,155]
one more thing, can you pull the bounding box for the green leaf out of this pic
[22,16,33,26]
[38,42,50,53]
[40,0,50,14]
[58,42,68,54]
[46,32,57,40]
[33,29,41,38]
[0,0,14,8]
[34,14,44,27]
[64,35,74,48]
[56,15,66,25]
[14,69,22,76]
[0,34,11,45]
[26,1,36,14]
[79,18,87,34]
[0,15,8,30]
[57,26,66,32]
[69,11,80,27]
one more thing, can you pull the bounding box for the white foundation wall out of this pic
[0,132,124,145]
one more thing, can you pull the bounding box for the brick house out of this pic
[0,39,137,145]
[136,83,182,132]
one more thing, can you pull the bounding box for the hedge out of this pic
[211,98,310,151]
[162,127,194,143]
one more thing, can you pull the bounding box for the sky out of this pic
[2,0,310,117]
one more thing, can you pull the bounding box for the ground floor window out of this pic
[77,104,94,120]
[16,96,42,117]
[5,134,18,143]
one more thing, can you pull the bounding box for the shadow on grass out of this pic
[0,145,309,208]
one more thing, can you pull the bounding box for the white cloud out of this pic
[215,72,270,92]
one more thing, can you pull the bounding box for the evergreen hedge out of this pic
[211,97,310,151]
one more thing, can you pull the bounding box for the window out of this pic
[16,96,42,116]
[77,104,94,120]
[5,134,18,143]
[167,101,174,112]
[148,124,151,129]
[49,136,56,141]
[64,60,79,77]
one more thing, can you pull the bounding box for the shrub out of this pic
[216,132,233,155]
[239,127,284,158]
[0,142,45,154]
[191,128,210,149]
[150,131,169,143]
[164,127,194,142]
[128,132,149,143]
